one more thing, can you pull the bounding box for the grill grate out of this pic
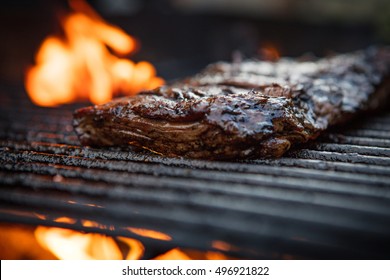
[1,86,390,259]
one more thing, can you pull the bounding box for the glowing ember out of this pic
[25,0,164,107]
[259,43,280,61]
[211,240,232,251]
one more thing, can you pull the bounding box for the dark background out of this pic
[0,0,389,84]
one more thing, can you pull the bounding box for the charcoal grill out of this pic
[0,84,390,259]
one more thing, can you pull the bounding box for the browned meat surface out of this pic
[73,47,390,159]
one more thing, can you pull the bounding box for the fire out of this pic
[35,218,144,260]
[154,249,192,260]
[154,249,231,260]
[126,227,172,241]
[34,217,232,260]
[25,0,164,107]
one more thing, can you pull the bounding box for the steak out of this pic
[73,47,390,159]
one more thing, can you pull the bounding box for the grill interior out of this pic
[1,84,390,259]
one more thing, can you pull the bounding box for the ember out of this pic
[258,43,280,61]
[25,0,164,107]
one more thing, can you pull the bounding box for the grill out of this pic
[1,84,390,259]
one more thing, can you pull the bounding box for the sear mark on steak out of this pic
[73,47,390,160]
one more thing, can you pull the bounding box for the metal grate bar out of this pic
[1,178,389,259]
[307,143,390,157]
[322,134,390,148]
[1,149,390,190]
[288,150,390,166]
[1,140,390,176]
[1,87,390,259]
[1,158,390,214]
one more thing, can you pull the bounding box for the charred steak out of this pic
[73,47,390,159]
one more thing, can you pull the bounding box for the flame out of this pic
[205,251,231,260]
[25,0,164,107]
[153,249,192,260]
[34,217,144,260]
[126,227,172,241]
[34,217,232,260]
[35,228,144,260]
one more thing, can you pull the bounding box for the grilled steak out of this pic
[73,47,390,159]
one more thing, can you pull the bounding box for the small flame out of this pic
[25,0,164,107]
[126,227,172,241]
[153,249,192,260]
[153,249,231,260]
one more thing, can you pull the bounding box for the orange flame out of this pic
[153,249,231,260]
[153,249,192,260]
[34,218,144,260]
[126,227,172,241]
[34,217,232,260]
[25,0,164,107]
